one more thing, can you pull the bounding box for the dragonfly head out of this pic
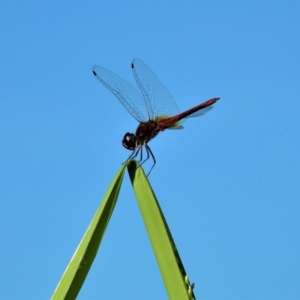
[122,133,136,150]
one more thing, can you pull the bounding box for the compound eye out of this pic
[122,133,136,150]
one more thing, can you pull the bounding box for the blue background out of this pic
[1,1,299,299]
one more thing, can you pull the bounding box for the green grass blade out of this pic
[51,164,127,300]
[127,161,195,300]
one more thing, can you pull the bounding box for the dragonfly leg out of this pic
[140,145,149,166]
[137,145,143,163]
[141,144,156,176]
[124,144,155,176]
[124,146,144,175]
[124,146,140,163]
[132,146,142,161]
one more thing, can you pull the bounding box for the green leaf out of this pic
[51,163,127,300]
[127,160,195,300]
[51,160,195,299]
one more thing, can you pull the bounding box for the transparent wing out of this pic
[166,106,214,130]
[183,106,213,118]
[131,58,180,120]
[92,65,149,122]
[168,126,184,130]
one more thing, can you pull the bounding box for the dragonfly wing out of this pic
[131,58,180,120]
[183,106,214,118]
[167,125,184,130]
[166,106,214,130]
[93,65,148,122]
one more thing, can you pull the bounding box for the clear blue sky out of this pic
[1,1,299,299]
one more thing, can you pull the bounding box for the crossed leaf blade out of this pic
[51,161,194,300]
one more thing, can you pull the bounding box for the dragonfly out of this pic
[92,58,219,175]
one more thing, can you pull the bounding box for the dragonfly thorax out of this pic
[122,121,161,151]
